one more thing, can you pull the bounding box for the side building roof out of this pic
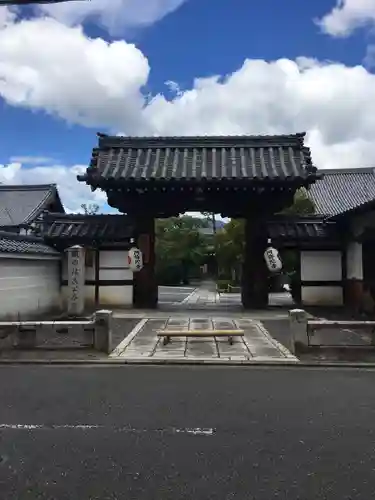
[267,215,340,245]
[308,168,375,218]
[0,231,59,256]
[39,213,134,247]
[0,184,64,228]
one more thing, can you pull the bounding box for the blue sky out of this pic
[0,0,374,212]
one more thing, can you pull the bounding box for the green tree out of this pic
[214,189,315,283]
[281,189,315,216]
[215,219,245,283]
[81,203,100,215]
[155,215,210,285]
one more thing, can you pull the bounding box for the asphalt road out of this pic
[1,366,375,499]
[158,285,195,304]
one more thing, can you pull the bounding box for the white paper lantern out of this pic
[128,247,143,272]
[264,242,282,273]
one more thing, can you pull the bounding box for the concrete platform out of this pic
[110,317,297,363]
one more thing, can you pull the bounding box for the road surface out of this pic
[0,365,374,499]
[158,285,195,304]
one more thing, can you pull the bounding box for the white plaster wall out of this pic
[301,250,342,281]
[99,250,133,306]
[98,286,133,306]
[301,251,343,306]
[301,286,343,306]
[0,255,61,320]
[99,268,133,281]
[100,250,128,268]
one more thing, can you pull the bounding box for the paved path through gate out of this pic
[110,317,297,363]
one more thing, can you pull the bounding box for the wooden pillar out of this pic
[241,217,269,309]
[133,216,158,309]
[94,248,100,308]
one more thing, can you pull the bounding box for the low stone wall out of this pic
[289,309,375,353]
[0,310,113,354]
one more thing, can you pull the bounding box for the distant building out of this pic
[0,184,64,234]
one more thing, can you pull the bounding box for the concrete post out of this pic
[94,310,113,354]
[289,309,308,354]
[66,245,85,317]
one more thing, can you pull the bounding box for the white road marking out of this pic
[109,318,148,358]
[0,424,215,435]
[0,424,99,430]
[181,288,199,304]
[175,428,214,436]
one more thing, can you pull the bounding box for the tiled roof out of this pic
[0,231,59,256]
[309,168,375,218]
[41,213,134,242]
[78,132,318,184]
[267,216,339,241]
[0,184,64,228]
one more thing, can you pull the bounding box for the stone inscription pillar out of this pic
[133,216,158,309]
[241,217,269,309]
[67,245,85,316]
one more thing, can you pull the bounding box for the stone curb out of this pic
[2,358,375,368]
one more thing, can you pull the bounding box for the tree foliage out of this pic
[155,216,210,285]
[81,203,100,215]
[213,189,315,283]
[155,190,315,285]
[281,189,315,216]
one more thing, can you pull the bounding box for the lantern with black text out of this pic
[128,247,143,272]
[264,240,282,273]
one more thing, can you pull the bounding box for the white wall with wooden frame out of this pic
[61,246,133,308]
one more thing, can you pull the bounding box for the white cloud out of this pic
[0,16,149,131]
[36,0,187,35]
[143,58,375,170]
[2,14,375,210]
[10,156,57,165]
[0,162,106,213]
[0,6,16,29]
[317,0,375,37]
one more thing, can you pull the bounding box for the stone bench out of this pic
[156,329,244,346]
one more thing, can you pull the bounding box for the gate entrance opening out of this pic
[78,132,319,309]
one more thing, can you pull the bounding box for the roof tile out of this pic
[267,216,338,241]
[0,231,59,256]
[309,168,375,217]
[79,133,317,183]
[0,184,62,227]
[41,213,134,243]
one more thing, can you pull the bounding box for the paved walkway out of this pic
[158,282,294,310]
[110,316,297,363]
